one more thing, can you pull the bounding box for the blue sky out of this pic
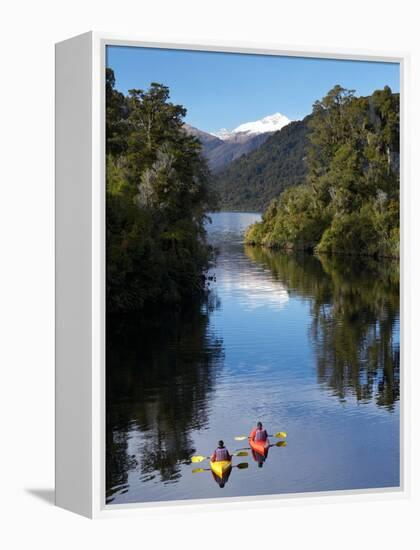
[106,46,400,134]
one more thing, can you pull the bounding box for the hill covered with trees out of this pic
[245,86,399,258]
[106,69,214,312]
[211,117,310,211]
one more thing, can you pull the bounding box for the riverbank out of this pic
[243,202,400,260]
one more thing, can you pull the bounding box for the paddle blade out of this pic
[236,462,249,469]
[234,436,248,441]
[191,455,207,463]
[192,468,205,474]
[234,451,249,457]
[274,431,287,439]
[275,441,287,447]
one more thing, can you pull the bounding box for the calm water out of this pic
[106,212,400,504]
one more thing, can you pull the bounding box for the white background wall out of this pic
[1,0,419,547]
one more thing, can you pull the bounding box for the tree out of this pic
[106,68,128,155]
[106,71,214,311]
[245,85,399,258]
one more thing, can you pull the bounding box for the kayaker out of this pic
[211,440,232,462]
[249,421,268,442]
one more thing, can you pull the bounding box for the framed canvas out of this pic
[55,32,410,518]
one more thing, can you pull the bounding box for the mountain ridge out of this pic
[184,112,292,173]
[211,112,291,140]
[211,116,311,212]
[184,124,270,173]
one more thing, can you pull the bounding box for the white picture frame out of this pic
[55,31,410,519]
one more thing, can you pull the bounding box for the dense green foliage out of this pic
[212,118,310,211]
[245,86,400,258]
[106,69,214,311]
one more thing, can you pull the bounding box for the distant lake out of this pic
[106,212,400,504]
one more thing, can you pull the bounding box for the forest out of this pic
[106,69,214,312]
[245,85,400,258]
[212,117,310,211]
[106,77,400,315]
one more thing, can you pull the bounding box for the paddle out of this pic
[191,451,249,464]
[234,431,287,441]
[192,462,249,474]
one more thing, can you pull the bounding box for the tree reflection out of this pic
[245,246,400,411]
[106,299,223,501]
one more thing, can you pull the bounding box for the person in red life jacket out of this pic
[249,421,268,443]
[249,422,269,467]
[211,440,232,462]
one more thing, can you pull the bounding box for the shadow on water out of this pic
[244,247,400,411]
[106,298,224,502]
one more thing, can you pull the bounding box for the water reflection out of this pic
[207,212,289,312]
[211,467,232,488]
[251,449,268,468]
[245,247,400,410]
[106,212,399,504]
[106,302,224,502]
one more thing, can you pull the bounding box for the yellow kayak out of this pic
[210,460,232,479]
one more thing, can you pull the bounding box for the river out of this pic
[106,212,400,504]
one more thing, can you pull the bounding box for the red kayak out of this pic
[249,437,270,456]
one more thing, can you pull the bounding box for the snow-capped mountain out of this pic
[212,113,291,141]
[184,112,292,173]
[212,128,231,140]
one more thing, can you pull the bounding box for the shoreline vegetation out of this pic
[244,86,399,259]
[106,69,215,312]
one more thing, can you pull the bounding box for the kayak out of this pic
[249,437,270,456]
[210,459,232,479]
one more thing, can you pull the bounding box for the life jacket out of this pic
[215,447,230,461]
[254,428,268,441]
